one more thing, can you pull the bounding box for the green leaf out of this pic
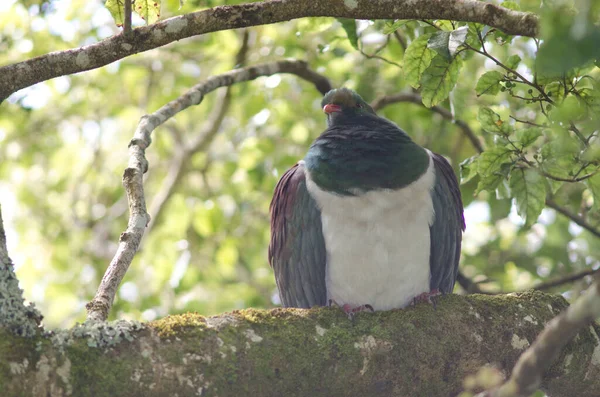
[515,128,542,148]
[477,107,513,136]
[383,20,408,35]
[540,136,580,179]
[545,81,565,103]
[460,156,478,184]
[506,54,521,69]
[448,26,468,56]
[427,26,468,60]
[509,168,546,226]
[582,145,600,163]
[403,34,434,88]
[501,1,520,10]
[475,146,514,193]
[338,18,359,50]
[105,0,125,26]
[475,71,503,96]
[550,96,585,123]
[133,0,161,24]
[587,173,600,210]
[428,31,452,59]
[420,56,462,107]
[579,86,600,115]
[536,7,600,76]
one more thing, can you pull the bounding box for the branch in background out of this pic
[475,277,600,397]
[124,0,132,35]
[546,198,600,239]
[371,92,484,153]
[86,59,331,322]
[0,0,538,102]
[533,268,598,292]
[456,270,489,294]
[0,205,43,336]
[393,30,407,50]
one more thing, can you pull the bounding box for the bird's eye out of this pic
[356,103,363,108]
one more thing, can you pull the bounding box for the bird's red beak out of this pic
[323,103,342,114]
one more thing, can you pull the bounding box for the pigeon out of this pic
[269,88,464,315]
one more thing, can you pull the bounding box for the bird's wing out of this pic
[268,162,328,308]
[429,152,465,293]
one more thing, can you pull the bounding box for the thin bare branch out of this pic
[86,59,331,321]
[371,92,484,153]
[533,268,598,292]
[0,0,539,102]
[456,271,491,294]
[476,278,600,397]
[546,198,600,239]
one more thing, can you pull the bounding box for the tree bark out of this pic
[2,292,599,397]
[0,0,538,102]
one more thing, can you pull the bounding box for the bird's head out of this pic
[321,88,375,125]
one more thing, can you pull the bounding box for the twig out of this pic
[371,92,484,153]
[533,268,598,291]
[466,35,552,104]
[509,115,544,128]
[0,0,539,102]
[358,36,402,69]
[517,155,599,183]
[85,59,332,322]
[476,277,600,397]
[393,31,407,50]
[570,121,589,147]
[124,0,132,35]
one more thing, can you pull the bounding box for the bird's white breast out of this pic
[304,154,436,311]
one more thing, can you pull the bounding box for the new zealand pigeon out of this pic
[269,88,465,314]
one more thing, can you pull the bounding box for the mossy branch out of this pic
[3,293,600,397]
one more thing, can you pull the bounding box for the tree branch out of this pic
[5,293,600,397]
[86,59,331,322]
[0,0,538,102]
[546,198,600,239]
[477,278,600,397]
[456,270,490,294]
[371,92,484,154]
[533,268,598,292]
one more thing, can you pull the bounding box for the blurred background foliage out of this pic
[0,0,599,329]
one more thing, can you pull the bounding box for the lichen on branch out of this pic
[4,292,600,397]
[0,0,538,102]
[0,206,43,337]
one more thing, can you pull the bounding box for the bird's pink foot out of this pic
[329,300,374,319]
[412,289,442,307]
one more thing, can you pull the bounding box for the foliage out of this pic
[0,0,599,335]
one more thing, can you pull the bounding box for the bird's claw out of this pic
[411,289,442,309]
[329,299,374,319]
